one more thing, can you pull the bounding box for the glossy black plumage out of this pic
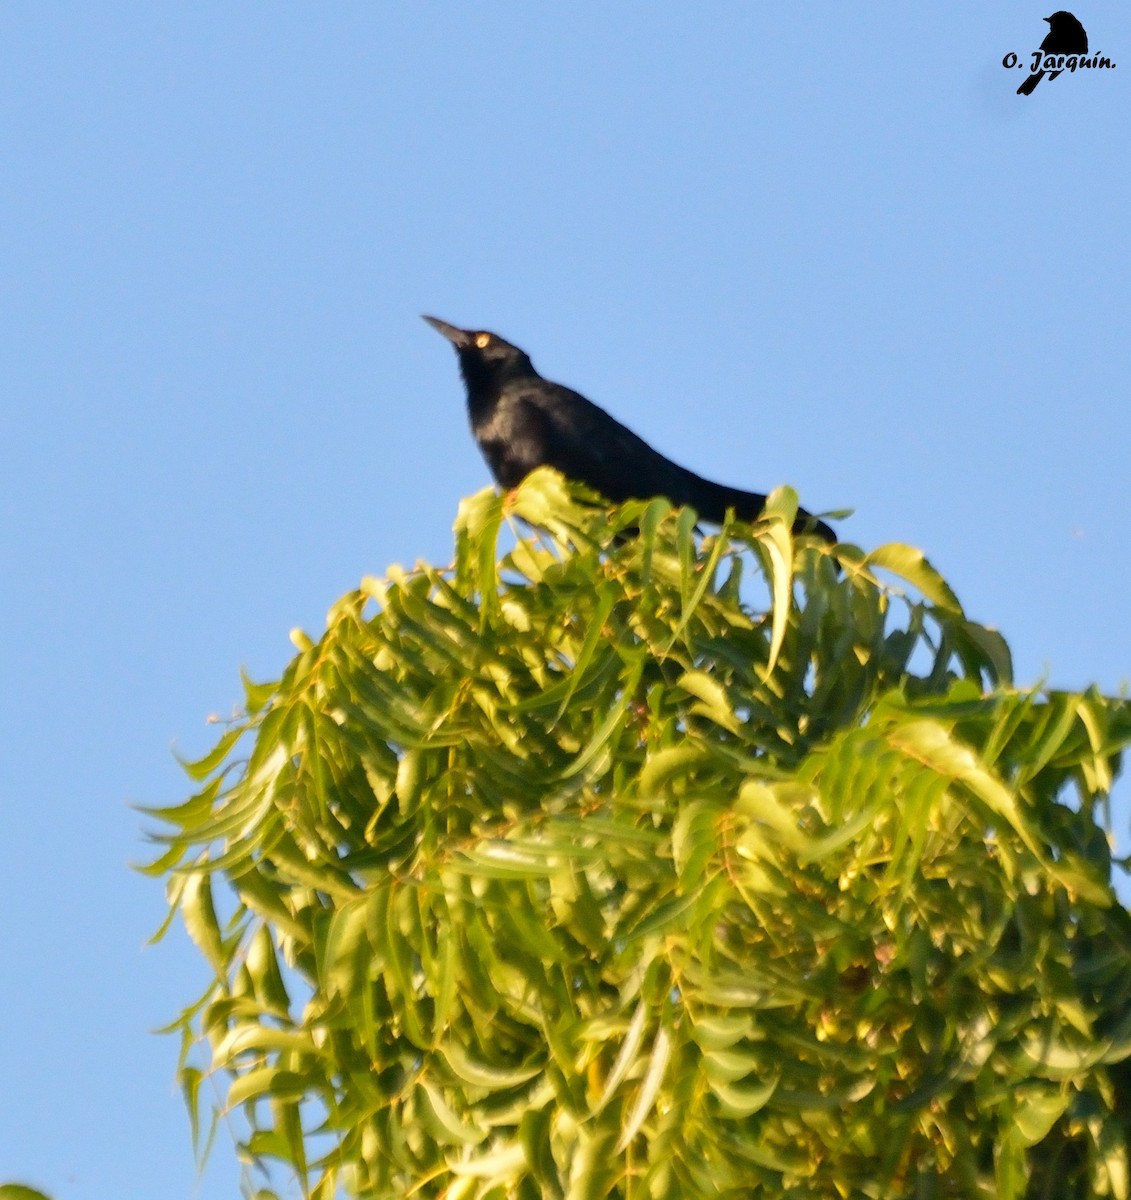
[424,316,835,543]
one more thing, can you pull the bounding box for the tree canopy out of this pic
[146,470,1131,1200]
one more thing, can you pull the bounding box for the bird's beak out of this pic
[422,315,473,349]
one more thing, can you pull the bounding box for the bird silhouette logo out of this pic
[1017,11,1089,94]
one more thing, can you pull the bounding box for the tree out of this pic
[147,470,1131,1199]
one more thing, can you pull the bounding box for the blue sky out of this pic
[2,5,1129,1197]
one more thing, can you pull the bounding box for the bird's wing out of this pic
[511,387,834,540]
[519,385,693,505]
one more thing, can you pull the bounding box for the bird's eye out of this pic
[475,333,491,349]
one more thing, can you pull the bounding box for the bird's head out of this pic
[422,316,537,391]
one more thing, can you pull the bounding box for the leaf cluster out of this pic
[145,470,1131,1199]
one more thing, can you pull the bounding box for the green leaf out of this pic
[175,725,248,782]
[865,543,962,612]
[416,1082,488,1146]
[212,1024,311,1062]
[616,1021,672,1150]
[672,800,722,888]
[595,1001,648,1112]
[555,583,618,718]
[179,871,227,975]
[440,1041,543,1090]
[677,670,741,734]
[708,1068,780,1118]
[665,521,728,654]
[757,486,796,676]
[226,1067,311,1108]
[1011,1085,1071,1146]
[240,667,277,715]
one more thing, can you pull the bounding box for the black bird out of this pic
[1018,11,1088,95]
[423,316,836,543]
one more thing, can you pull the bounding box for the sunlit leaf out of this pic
[180,871,227,976]
[865,543,962,612]
[757,486,796,676]
[616,1021,672,1150]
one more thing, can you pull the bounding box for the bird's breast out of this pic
[471,410,536,489]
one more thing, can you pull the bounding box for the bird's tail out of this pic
[792,510,837,544]
[686,478,836,543]
[1018,70,1045,95]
